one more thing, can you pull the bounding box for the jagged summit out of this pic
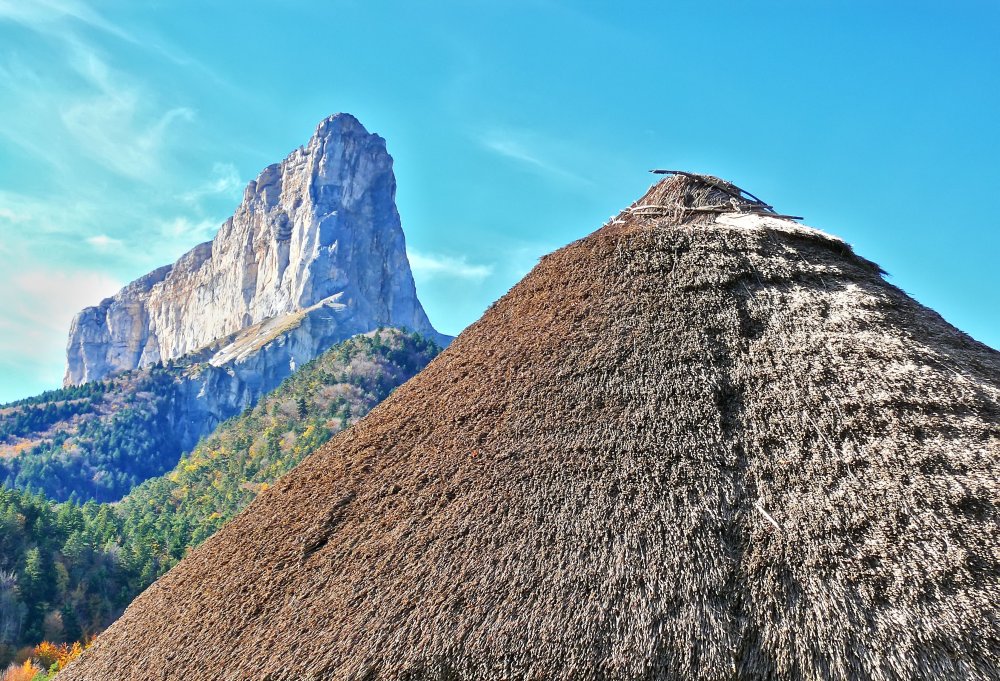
[65,114,448,386]
[314,111,368,136]
[62,177,999,680]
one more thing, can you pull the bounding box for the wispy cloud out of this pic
[407,249,494,282]
[58,41,196,180]
[0,267,122,388]
[0,0,234,91]
[0,0,239,398]
[158,216,219,244]
[479,129,592,185]
[0,206,28,223]
[181,162,243,204]
[0,0,137,44]
[0,3,199,183]
[0,190,101,236]
[85,234,123,251]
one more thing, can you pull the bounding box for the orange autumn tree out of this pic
[0,639,90,681]
[32,641,62,669]
[32,639,87,674]
[0,659,41,681]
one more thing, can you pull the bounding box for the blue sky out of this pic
[0,1,997,402]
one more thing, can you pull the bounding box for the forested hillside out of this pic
[0,368,188,503]
[0,487,136,665]
[0,329,440,666]
[117,328,439,564]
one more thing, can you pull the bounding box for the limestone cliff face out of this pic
[170,299,392,448]
[170,303,387,453]
[65,113,447,386]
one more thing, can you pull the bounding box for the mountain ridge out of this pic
[65,113,448,386]
[0,328,441,661]
[4,114,450,502]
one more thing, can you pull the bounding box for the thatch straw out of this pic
[62,174,1000,680]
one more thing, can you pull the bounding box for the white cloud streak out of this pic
[181,162,243,204]
[158,216,219,243]
[0,0,137,44]
[85,234,123,250]
[0,267,122,387]
[0,3,198,183]
[58,40,196,180]
[407,250,494,282]
[480,130,592,185]
[0,0,234,90]
[0,206,28,223]
[0,190,101,236]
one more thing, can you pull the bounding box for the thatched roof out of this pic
[62,174,1000,680]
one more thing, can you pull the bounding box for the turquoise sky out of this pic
[0,1,997,402]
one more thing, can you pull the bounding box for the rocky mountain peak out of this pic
[64,114,447,386]
[313,111,368,138]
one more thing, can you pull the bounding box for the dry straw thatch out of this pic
[62,175,1000,680]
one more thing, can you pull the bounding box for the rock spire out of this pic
[65,113,447,386]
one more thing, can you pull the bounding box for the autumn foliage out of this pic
[32,640,84,670]
[1,638,89,680]
[0,659,40,681]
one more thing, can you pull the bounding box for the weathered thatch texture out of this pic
[62,176,1000,680]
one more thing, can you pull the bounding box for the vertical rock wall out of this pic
[65,113,446,386]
